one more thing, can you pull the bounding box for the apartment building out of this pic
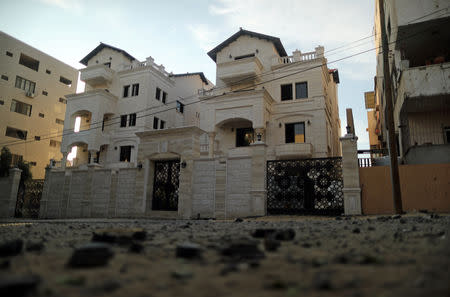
[61,43,212,169]
[371,0,450,164]
[0,31,78,178]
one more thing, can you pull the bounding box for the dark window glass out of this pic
[153,117,159,129]
[281,84,293,101]
[160,120,165,129]
[5,126,27,140]
[285,122,305,143]
[162,91,167,103]
[155,87,161,100]
[10,99,32,116]
[104,62,111,68]
[132,83,139,96]
[6,51,13,57]
[29,161,37,166]
[234,53,255,60]
[445,127,450,144]
[15,76,36,93]
[34,136,40,141]
[39,113,44,118]
[59,97,67,104]
[42,90,48,96]
[46,69,51,74]
[123,85,130,98]
[0,100,4,105]
[55,118,64,125]
[19,53,39,71]
[295,82,308,99]
[59,76,72,86]
[236,127,254,147]
[1,75,8,81]
[129,113,136,126]
[176,101,184,113]
[119,146,132,162]
[120,115,127,127]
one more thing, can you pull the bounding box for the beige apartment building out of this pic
[370,0,450,164]
[0,31,78,178]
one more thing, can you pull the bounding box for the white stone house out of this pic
[41,30,342,219]
[60,43,212,169]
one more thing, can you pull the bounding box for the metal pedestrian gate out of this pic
[15,179,45,218]
[152,160,180,211]
[267,157,344,215]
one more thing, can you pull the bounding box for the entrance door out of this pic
[152,160,180,211]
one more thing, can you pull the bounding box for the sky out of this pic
[0,0,377,149]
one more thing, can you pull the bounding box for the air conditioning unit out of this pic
[25,91,35,98]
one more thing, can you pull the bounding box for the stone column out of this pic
[340,134,362,215]
[254,128,265,144]
[61,152,68,169]
[0,168,22,218]
[208,132,216,158]
[250,143,267,216]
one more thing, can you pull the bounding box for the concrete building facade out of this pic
[371,0,450,164]
[0,31,78,179]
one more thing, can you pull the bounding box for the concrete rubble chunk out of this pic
[67,242,114,268]
[176,242,202,259]
[92,228,146,245]
[0,239,23,257]
[0,274,40,296]
[221,239,265,261]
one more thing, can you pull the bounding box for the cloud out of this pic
[188,24,221,52]
[39,0,83,13]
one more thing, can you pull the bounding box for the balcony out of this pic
[275,143,313,159]
[217,56,263,84]
[80,64,114,86]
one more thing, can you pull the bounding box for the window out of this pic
[55,118,64,125]
[155,87,161,100]
[1,75,8,81]
[132,83,139,96]
[39,113,44,118]
[11,154,23,166]
[160,120,165,129]
[42,90,48,96]
[234,53,255,60]
[10,99,32,116]
[0,100,4,105]
[59,76,72,86]
[295,82,308,99]
[129,113,136,126]
[162,91,167,104]
[153,117,159,129]
[49,140,61,148]
[19,53,39,72]
[34,136,41,141]
[281,84,293,101]
[104,62,111,68]
[6,51,13,57]
[119,146,132,162]
[285,122,305,143]
[176,101,184,113]
[29,161,37,166]
[46,69,51,74]
[5,126,27,140]
[123,85,130,98]
[120,115,127,127]
[236,127,254,147]
[15,76,36,94]
[59,97,67,104]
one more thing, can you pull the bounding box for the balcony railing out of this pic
[120,58,171,77]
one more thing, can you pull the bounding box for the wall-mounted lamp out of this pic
[229,54,232,59]
[181,161,187,168]
[257,133,262,142]
[114,146,117,150]
[137,162,143,170]
[307,120,311,125]
[279,122,282,128]
[256,49,259,53]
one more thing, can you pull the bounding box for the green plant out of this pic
[0,147,12,177]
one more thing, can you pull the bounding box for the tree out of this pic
[16,159,32,186]
[0,147,12,177]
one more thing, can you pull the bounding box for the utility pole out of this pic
[378,0,403,214]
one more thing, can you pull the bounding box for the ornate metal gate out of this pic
[15,179,45,218]
[152,160,180,211]
[267,158,343,215]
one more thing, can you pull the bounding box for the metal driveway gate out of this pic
[267,157,343,215]
[152,160,180,211]
[15,179,45,218]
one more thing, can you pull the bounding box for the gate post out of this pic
[0,168,22,218]
[250,143,267,216]
[340,134,362,215]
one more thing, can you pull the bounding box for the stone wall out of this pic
[40,167,138,219]
[226,157,252,217]
[192,159,215,218]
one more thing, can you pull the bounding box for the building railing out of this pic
[357,148,388,167]
[121,58,171,77]
[277,51,318,64]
